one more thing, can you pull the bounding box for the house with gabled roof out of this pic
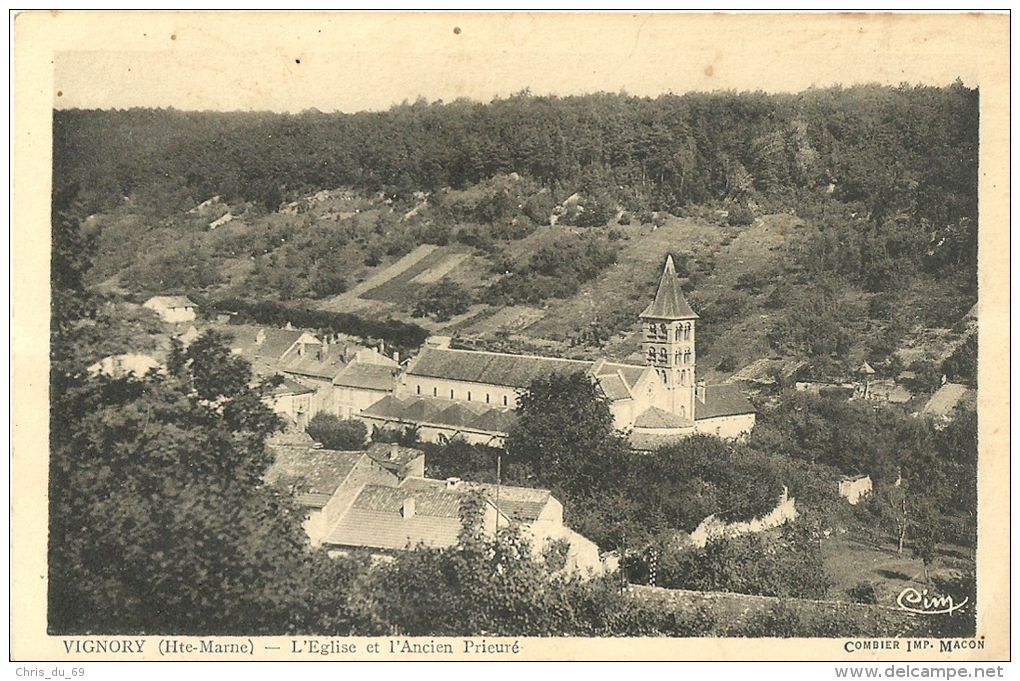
[264,440,607,576]
[143,295,197,323]
[319,473,605,576]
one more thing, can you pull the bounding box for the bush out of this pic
[846,582,879,604]
[727,204,755,227]
[716,355,738,373]
[412,278,473,322]
[306,414,367,450]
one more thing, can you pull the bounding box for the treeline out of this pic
[210,298,429,354]
[55,84,977,231]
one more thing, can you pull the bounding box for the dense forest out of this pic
[55,83,977,230]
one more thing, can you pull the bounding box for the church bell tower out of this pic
[640,256,699,421]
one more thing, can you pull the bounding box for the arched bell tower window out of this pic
[659,323,668,339]
[675,351,682,365]
[659,347,668,363]
[675,326,682,341]
[647,348,657,364]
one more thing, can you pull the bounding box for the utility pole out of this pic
[496,450,502,529]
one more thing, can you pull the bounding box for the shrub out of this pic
[846,582,879,604]
[306,414,367,450]
[727,204,755,227]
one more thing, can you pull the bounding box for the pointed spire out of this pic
[640,255,698,320]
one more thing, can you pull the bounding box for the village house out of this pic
[223,324,399,420]
[143,295,197,324]
[269,377,316,429]
[264,440,606,576]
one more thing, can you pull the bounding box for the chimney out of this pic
[318,341,327,362]
[446,477,461,490]
[392,351,400,363]
[696,380,707,404]
[389,443,399,461]
[401,497,416,518]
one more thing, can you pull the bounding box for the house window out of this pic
[486,394,490,404]
[467,391,472,401]
[680,405,686,418]
[450,389,455,399]
[416,385,421,395]
[503,395,508,406]
[433,387,438,397]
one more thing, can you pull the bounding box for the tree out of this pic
[48,329,343,634]
[306,413,368,450]
[506,371,626,498]
[412,278,472,322]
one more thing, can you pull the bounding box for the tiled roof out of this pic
[362,396,515,435]
[634,406,695,429]
[407,347,592,389]
[279,343,346,379]
[400,477,552,523]
[367,442,425,467]
[332,362,398,391]
[640,256,698,320]
[273,377,315,396]
[694,384,756,420]
[468,409,517,433]
[476,483,550,522]
[596,362,646,388]
[323,507,462,551]
[264,447,365,496]
[360,395,407,419]
[433,402,489,428]
[595,374,631,401]
[224,326,304,366]
[295,492,333,509]
[322,476,554,550]
[922,383,973,417]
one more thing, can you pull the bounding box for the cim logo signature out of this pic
[896,587,968,615]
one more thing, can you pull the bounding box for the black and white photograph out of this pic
[12,11,1009,665]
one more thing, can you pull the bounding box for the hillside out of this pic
[62,84,977,388]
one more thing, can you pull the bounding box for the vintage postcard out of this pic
[11,11,1009,664]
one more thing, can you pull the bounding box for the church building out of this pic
[359,256,755,448]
